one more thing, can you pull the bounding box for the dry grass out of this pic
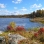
[30,17,44,23]
[0,30,44,44]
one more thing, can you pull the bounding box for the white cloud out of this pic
[0,3,6,8]
[31,4,42,8]
[12,1,14,3]
[0,6,28,15]
[0,8,28,15]
[0,9,20,15]
[12,0,22,4]
[21,7,27,12]
[30,4,42,10]
[11,11,20,15]
[14,7,17,9]
[13,7,28,15]
[41,8,44,10]
[0,9,11,15]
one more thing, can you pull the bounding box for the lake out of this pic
[0,18,44,31]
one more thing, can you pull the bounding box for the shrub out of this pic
[34,27,44,42]
[16,26,25,31]
[38,28,44,33]
[9,22,16,28]
[7,25,13,30]
[34,32,39,37]
[7,22,16,31]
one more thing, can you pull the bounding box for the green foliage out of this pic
[9,22,16,28]
[29,9,44,18]
[33,27,39,32]
[28,27,39,32]
[28,28,32,31]
[7,22,16,31]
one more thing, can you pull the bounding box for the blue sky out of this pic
[0,0,44,15]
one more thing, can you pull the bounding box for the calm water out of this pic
[0,18,44,31]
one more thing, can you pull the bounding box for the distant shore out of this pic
[0,15,29,18]
[30,17,44,23]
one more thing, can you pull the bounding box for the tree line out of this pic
[29,9,44,18]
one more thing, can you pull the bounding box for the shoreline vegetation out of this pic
[29,9,44,23]
[0,22,44,44]
[30,17,44,23]
[0,15,29,18]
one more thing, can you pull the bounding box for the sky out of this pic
[0,0,44,15]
